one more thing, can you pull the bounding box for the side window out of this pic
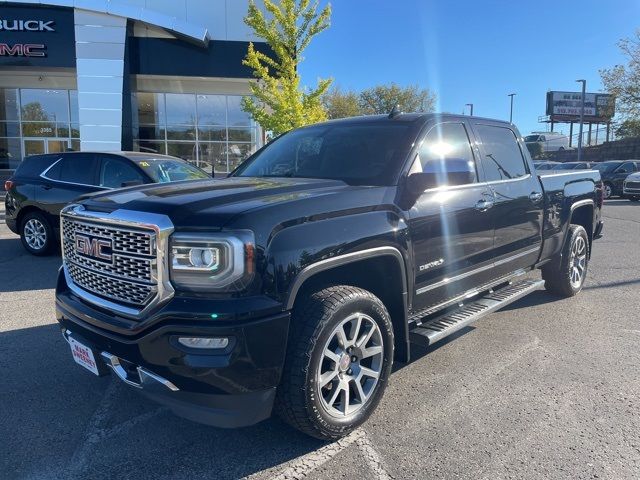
[618,162,635,174]
[99,158,145,188]
[476,125,528,181]
[412,123,477,185]
[54,154,98,185]
[539,135,546,142]
[42,157,63,180]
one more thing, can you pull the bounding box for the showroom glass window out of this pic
[132,92,261,176]
[0,88,80,171]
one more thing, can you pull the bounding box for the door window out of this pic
[476,125,528,181]
[617,162,636,174]
[99,157,145,188]
[412,123,477,185]
[45,154,98,185]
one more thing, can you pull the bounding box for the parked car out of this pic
[55,113,603,440]
[533,161,560,170]
[525,132,570,152]
[553,162,597,170]
[623,171,640,201]
[594,160,640,199]
[4,151,209,255]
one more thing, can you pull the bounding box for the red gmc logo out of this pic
[75,235,113,263]
[0,43,46,57]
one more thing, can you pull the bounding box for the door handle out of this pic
[475,199,494,211]
[529,191,543,202]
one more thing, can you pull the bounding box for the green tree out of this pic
[600,30,640,119]
[323,86,361,119]
[359,83,436,115]
[615,119,640,138]
[242,0,332,135]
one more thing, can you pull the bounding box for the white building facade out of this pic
[0,0,268,179]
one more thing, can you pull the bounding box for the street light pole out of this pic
[576,79,586,162]
[465,103,474,116]
[508,93,516,123]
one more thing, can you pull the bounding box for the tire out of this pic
[20,211,54,256]
[603,182,613,199]
[276,285,394,440]
[629,197,640,202]
[542,225,589,297]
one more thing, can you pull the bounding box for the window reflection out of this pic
[132,92,260,175]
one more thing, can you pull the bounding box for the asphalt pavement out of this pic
[1,200,639,480]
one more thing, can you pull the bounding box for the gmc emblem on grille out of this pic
[75,234,113,263]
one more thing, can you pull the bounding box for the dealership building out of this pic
[0,0,269,180]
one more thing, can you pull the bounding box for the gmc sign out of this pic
[0,43,46,57]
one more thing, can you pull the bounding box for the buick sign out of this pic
[0,20,55,32]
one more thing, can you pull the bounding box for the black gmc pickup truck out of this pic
[55,113,603,440]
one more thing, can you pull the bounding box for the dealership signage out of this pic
[0,6,75,67]
[546,91,615,122]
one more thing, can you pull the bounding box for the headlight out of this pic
[169,231,255,292]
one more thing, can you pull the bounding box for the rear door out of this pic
[407,121,496,312]
[472,123,544,278]
[37,153,103,224]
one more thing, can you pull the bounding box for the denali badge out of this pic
[75,234,113,263]
[419,258,444,272]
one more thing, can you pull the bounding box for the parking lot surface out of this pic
[1,200,639,480]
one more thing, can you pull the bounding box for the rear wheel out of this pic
[276,285,394,440]
[542,224,589,297]
[603,182,613,199]
[20,211,54,256]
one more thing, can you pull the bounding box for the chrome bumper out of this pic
[62,328,179,393]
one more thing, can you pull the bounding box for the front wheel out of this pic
[603,183,613,199]
[276,285,394,440]
[629,196,640,202]
[542,224,589,297]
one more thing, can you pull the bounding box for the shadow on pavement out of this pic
[0,323,326,480]
[604,199,639,206]
[0,237,61,292]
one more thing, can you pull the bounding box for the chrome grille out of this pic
[625,181,640,190]
[62,216,157,307]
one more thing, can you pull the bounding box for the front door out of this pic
[407,122,496,313]
[472,123,543,278]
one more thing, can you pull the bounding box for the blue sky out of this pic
[299,0,639,136]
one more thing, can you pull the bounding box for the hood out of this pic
[626,172,640,181]
[78,177,364,228]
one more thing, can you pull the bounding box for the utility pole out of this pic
[465,103,474,116]
[508,93,516,123]
[576,79,586,162]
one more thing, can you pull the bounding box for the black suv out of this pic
[4,152,208,255]
[594,160,640,198]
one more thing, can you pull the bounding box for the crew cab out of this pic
[55,113,603,440]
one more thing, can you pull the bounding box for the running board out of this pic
[409,278,545,347]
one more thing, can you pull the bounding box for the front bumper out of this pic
[56,279,290,428]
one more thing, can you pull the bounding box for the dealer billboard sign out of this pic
[0,5,75,67]
[546,91,615,122]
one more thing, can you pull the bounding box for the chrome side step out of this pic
[409,278,545,347]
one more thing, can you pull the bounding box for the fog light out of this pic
[178,337,229,349]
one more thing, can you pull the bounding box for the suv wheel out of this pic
[276,285,394,440]
[603,182,613,199]
[542,224,589,297]
[629,196,640,202]
[20,211,54,256]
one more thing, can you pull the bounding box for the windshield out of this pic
[594,162,620,173]
[556,163,578,170]
[133,157,209,183]
[232,123,414,185]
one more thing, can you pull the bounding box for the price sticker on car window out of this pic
[140,161,150,167]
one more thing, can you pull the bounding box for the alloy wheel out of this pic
[23,218,47,251]
[604,184,613,199]
[569,235,587,289]
[316,313,384,418]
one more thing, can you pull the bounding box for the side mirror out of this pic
[121,180,144,188]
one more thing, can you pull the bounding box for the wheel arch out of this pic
[285,247,411,363]
[569,200,594,258]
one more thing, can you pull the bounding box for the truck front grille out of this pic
[62,217,158,308]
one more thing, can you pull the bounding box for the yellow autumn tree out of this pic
[242,0,332,135]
